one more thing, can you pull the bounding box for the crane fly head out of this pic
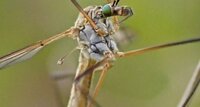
[100,1,133,19]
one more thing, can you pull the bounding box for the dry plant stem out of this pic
[177,61,200,107]
[67,52,96,107]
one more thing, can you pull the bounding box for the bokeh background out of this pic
[0,0,200,107]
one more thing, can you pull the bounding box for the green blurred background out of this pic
[0,0,200,107]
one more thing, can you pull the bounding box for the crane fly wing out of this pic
[0,43,43,69]
[0,27,79,69]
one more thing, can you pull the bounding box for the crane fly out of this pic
[1,0,200,107]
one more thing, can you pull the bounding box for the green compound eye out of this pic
[102,4,112,17]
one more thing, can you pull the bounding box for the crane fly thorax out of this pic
[74,6,119,61]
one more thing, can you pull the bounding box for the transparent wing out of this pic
[0,27,78,69]
[0,44,43,69]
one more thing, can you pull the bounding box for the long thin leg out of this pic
[69,37,200,107]
[75,38,200,81]
[70,0,97,30]
[117,37,200,58]
[75,57,109,82]
[71,0,107,36]
[177,61,200,107]
[93,63,111,99]
[88,63,111,107]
